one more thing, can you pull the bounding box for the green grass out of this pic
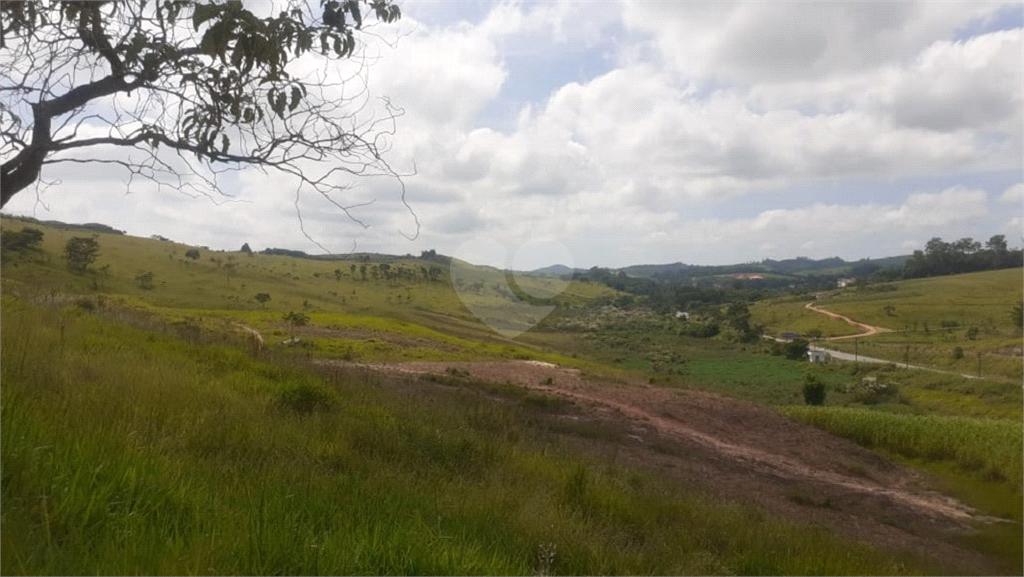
[779,406,1023,489]
[824,330,1022,382]
[750,299,862,338]
[824,269,1023,334]
[0,298,930,575]
[780,405,1024,574]
[752,269,1023,381]
[0,216,614,349]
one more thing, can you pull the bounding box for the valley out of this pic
[2,215,1022,575]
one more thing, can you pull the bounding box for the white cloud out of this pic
[4,1,1021,269]
[621,1,1010,84]
[1001,183,1024,204]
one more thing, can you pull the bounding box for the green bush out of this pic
[276,381,338,415]
[802,374,826,406]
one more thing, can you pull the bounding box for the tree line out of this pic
[899,235,1022,279]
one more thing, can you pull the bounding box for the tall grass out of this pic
[1,297,928,575]
[781,406,1023,489]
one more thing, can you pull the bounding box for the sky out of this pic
[4,0,1023,270]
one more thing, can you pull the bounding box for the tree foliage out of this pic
[64,236,100,272]
[903,235,1022,279]
[802,374,826,406]
[1,226,44,252]
[1,0,402,215]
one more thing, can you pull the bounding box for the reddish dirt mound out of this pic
[333,359,1002,574]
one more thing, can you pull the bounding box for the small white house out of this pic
[808,349,831,363]
[837,278,857,288]
[674,311,690,321]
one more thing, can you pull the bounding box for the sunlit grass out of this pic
[780,406,1023,489]
[0,298,928,575]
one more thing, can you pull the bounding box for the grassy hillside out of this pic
[0,216,612,359]
[3,216,1022,574]
[1,298,929,575]
[751,269,1023,381]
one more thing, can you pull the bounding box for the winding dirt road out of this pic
[804,301,892,340]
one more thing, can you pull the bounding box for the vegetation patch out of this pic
[781,406,1023,488]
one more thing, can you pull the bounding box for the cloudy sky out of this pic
[4,0,1023,270]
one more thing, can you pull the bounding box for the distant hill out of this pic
[0,214,910,278]
[2,214,125,236]
[526,264,581,277]
[617,255,911,281]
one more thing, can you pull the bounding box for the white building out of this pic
[808,349,831,363]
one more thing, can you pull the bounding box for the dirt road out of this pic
[805,301,892,340]
[327,358,1000,574]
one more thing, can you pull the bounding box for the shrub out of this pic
[786,338,810,361]
[276,381,337,415]
[951,346,964,360]
[64,236,100,272]
[846,379,899,405]
[1,227,44,252]
[802,374,826,406]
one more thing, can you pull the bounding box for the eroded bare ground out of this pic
[324,359,1004,575]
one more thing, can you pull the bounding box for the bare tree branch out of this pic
[0,0,414,242]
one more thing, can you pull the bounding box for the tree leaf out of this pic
[192,2,218,31]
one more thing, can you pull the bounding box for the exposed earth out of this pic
[325,358,1005,575]
[805,301,893,340]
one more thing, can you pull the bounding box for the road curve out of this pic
[804,302,892,340]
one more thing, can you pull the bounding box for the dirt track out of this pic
[333,359,1002,574]
[805,302,893,340]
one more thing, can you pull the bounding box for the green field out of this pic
[3,216,1022,574]
[752,269,1023,381]
[1,296,930,575]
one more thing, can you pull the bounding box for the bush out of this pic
[951,346,964,360]
[1,227,44,252]
[64,236,100,272]
[802,374,826,406]
[276,381,337,415]
[786,338,810,361]
[846,379,899,405]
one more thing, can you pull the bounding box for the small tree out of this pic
[802,374,826,406]
[240,242,253,254]
[254,293,271,307]
[283,311,309,337]
[785,338,810,361]
[185,249,201,260]
[1012,301,1023,330]
[64,236,100,272]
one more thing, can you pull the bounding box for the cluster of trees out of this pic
[901,235,1022,279]
[1,226,44,253]
[1,226,103,274]
[582,266,762,315]
[344,262,444,283]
